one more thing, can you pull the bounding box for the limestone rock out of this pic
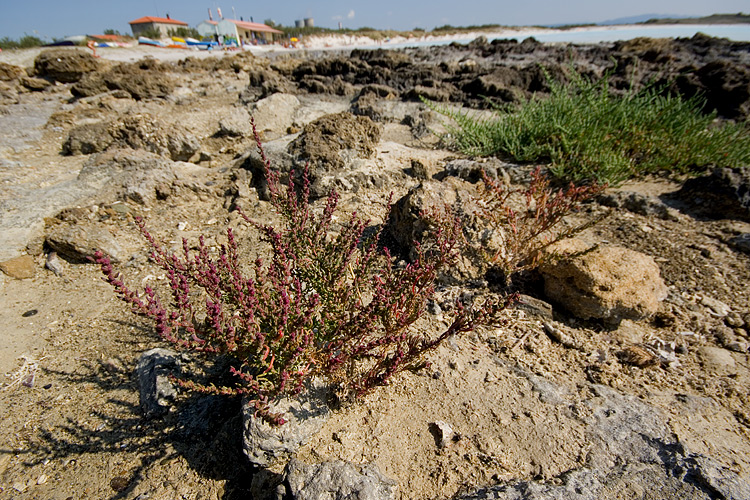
[20,76,52,91]
[135,348,180,418]
[730,233,750,253]
[285,459,398,500]
[539,239,667,324]
[697,346,737,377]
[251,93,301,140]
[33,49,99,83]
[63,115,198,162]
[62,122,114,155]
[45,222,125,263]
[218,107,252,137]
[386,178,472,254]
[77,148,175,205]
[598,190,678,220]
[460,384,750,500]
[72,62,175,100]
[234,136,296,201]
[111,114,199,161]
[385,178,485,280]
[242,379,330,467]
[516,294,554,321]
[289,112,381,174]
[0,255,36,279]
[0,62,25,82]
[674,167,750,221]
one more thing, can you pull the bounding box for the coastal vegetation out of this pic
[644,12,750,24]
[96,126,514,425]
[0,35,43,50]
[427,72,750,185]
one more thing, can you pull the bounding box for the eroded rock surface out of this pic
[539,239,668,323]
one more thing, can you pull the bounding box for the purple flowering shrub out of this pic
[96,123,514,425]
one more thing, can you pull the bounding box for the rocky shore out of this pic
[0,35,749,499]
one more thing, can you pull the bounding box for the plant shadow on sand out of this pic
[2,316,265,500]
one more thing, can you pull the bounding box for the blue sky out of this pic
[0,0,747,41]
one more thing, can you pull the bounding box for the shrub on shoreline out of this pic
[96,123,515,425]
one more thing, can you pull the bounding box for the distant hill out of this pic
[642,13,750,24]
[598,14,677,25]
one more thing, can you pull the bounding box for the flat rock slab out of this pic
[459,384,750,500]
[285,459,398,500]
[0,255,36,279]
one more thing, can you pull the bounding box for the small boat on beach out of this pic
[138,36,165,47]
[185,37,218,49]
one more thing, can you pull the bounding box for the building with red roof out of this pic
[129,16,188,38]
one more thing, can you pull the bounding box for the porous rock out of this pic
[386,178,474,254]
[241,67,296,102]
[250,93,301,139]
[33,49,99,83]
[516,294,554,322]
[460,384,750,500]
[729,233,750,254]
[72,62,175,100]
[287,112,381,185]
[20,76,52,91]
[77,148,176,205]
[242,379,330,467]
[695,60,750,120]
[0,255,36,279]
[62,122,114,155]
[598,190,678,220]
[111,114,199,161]
[63,115,198,162]
[234,136,296,201]
[45,222,125,263]
[673,167,750,221]
[284,459,398,500]
[0,62,25,82]
[135,348,181,417]
[539,239,667,324]
[443,158,509,184]
[385,178,487,280]
[218,107,252,137]
[697,346,737,377]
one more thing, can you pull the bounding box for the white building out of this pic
[196,19,283,44]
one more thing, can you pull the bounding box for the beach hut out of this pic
[129,16,188,38]
[198,19,282,45]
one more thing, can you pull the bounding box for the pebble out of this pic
[543,321,578,349]
[0,255,36,279]
[431,420,455,448]
[110,475,130,492]
[700,295,732,317]
[725,341,748,353]
[697,346,737,376]
[45,251,65,276]
[725,313,744,328]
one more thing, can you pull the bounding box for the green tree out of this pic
[169,26,200,39]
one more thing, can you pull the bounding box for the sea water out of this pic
[365,23,750,50]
